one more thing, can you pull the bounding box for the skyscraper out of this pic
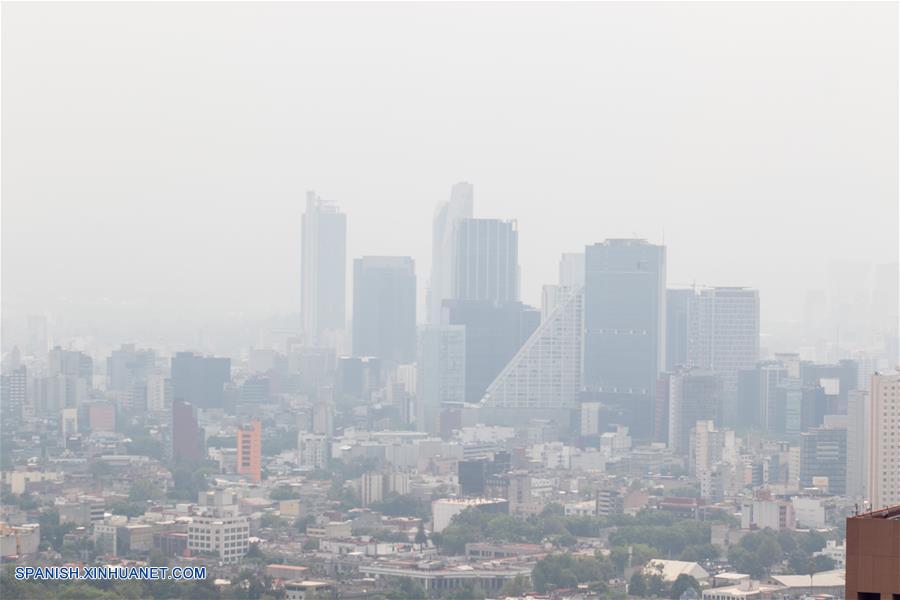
[107,344,155,392]
[301,191,347,344]
[482,287,583,411]
[429,183,474,324]
[583,239,666,439]
[453,218,519,303]
[799,424,847,495]
[170,352,231,410]
[352,256,416,364]
[416,325,466,434]
[443,299,539,404]
[236,420,262,483]
[558,253,585,288]
[846,389,870,500]
[688,287,760,426]
[869,371,900,509]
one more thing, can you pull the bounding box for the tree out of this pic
[384,577,426,600]
[629,572,647,597]
[499,574,531,597]
[670,574,700,599]
[447,582,486,600]
[414,522,427,546]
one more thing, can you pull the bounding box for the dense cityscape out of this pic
[1,180,897,599]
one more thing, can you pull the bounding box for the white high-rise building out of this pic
[298,433,330,469]
[869,372,900,509]
[481,287,582,409]
[429,183,473,324]
[301,191,347,345]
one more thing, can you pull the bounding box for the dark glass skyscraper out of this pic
[171,352,231,410]
[453,219,519,303]
[583,239,666,439]
[352,256,416,364]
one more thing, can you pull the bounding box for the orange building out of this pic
[846,504,900,600]
[236,420,262,482]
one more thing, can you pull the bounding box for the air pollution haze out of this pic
[2,2,896,353]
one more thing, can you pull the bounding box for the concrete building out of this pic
[170,352,230,410]
[188,508,250,564]
[846,504,900,600]
[799,425,847,495]
[869,372,900,509]
[668,369,723,455]
[236,420,262,483]
[172,399,203,463]
[298,433,329,469]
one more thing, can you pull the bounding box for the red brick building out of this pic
[846,504,900,600]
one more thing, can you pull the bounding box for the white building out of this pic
[298,433,330,469]
[869,372,900,509]
[791,496,826,529]
[428,182,473,324]
[188,507,250,563]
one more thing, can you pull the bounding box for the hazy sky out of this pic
[2,2,897,332]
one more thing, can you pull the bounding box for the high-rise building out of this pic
[481,287,583,411]
[236,420,262,483]
[107,344,155,392]
[869,372,900,509]
[172,399,203,463]
[799,424,847,495]
[0,366,26,431]
[429,183,474,324]
[352,256,416,364]
[453,219,519,303]
[442,299,539,404]
[688,287,760,426]
[666,288,694,371]
[846,389,870,500]
[359,471,384,507]
[667,369,723,455]
[584,239,666,439]
[416,325,466,435]
[298,433,330,469]
[170,352,230,410]
[301,191,347,344]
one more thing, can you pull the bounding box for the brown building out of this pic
[236,420,262,483]
[846,504,900,600]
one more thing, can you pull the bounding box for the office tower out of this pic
[146,373,171,414]
[236,420,262,483]
[869,372,900,509]
[301,191,347,344]
[337,356,382,400]
[1,365,26,430]
[352,256,416,364]
[799,423,847,495]
[688,287,760,426]
[739,360,792,432]
[429,182,474,324]
[170,352,230,410]
[482,287,582,411]
[172,399,203,463]
[583,239,666,439]
[800,359,859,413]
[846,389,870,500]
[666,288,694,371]
[107,344,155,392]
[416,325,465,434]
[453,218,519,303]
[443,299,539,404]
[558,253,585,289]
[846,506,900,600]
[667,369,723,455]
